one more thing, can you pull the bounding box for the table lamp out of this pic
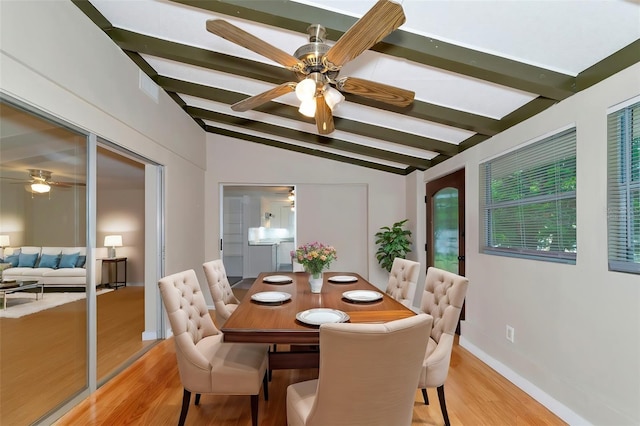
[104,235,122,258]
[0,235,10,260]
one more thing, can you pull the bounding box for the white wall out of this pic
[1,0,207,334]
[98,188,145,285]
[1,0,206,268]
[423,63,640,425]
[205,134,409,294]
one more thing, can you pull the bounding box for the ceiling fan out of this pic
[1,169,85,194]
[206,0,415,135]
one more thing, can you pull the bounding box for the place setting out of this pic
[262,275,293,284]
[295,308,350,326]
[250,291,291,305]
[342,290,383,303]
[327,275,358,283]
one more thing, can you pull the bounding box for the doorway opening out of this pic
[221,185,296,284]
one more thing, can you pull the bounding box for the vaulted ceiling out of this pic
[72,0,640,175]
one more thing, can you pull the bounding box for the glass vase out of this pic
[308,270,323,293]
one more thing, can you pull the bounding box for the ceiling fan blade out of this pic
[324,0,405,68]
[315,95,335,135]
[50,181,85,188]
[206,20,303,70]
[337,77,414,107]
[0,176,27,182]
[231,83,296,112]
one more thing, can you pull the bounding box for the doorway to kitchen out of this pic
[221,185,296,284]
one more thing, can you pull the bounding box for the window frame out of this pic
[479,127,577,264]
[607,99,640,274]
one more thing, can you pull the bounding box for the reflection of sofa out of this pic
[1,246,102,287]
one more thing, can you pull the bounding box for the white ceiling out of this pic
[11,0,640,175]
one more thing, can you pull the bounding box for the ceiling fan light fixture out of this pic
[324,85,345,111]
[299,99,317,117]
[295,78,317,101]
[31,182,51,193]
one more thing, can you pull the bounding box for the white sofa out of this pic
[1,246,102,287]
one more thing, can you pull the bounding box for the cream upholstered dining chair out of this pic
[158,269,269,426]
[417,266,469,426]
[385,257,421,307]
[202,259,241,327]
[286,313,433,426]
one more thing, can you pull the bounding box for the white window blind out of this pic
[480,128,577,262]
[607,101,640,274]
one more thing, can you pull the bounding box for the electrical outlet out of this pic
[506,325,515,343]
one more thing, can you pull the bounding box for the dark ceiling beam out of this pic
[350,96,501,136]
[207,126,412,175]
[108,29,292,84]
[187,107,432,170]
[576,39,640,91]
[110,31,498,138]
[499,97,559,131]
[159,76,458,156]
[170,0,576,100]
[457,97,558,152]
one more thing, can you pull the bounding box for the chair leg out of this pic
[437,385,451,426]
[178,388,191,426]
[250,394,259,426]
[194,393,201,405]
[422,388,429,405]
[263,371,269,401]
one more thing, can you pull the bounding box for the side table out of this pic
[102,257,127,289]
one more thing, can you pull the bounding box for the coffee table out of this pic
[0,280,44,310]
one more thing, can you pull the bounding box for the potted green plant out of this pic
[374,219,413,272]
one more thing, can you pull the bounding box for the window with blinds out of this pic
[480,128,577,263]
[607,101,640,274]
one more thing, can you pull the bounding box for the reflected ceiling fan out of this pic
[206,0,415,135]
[1,169,85,194]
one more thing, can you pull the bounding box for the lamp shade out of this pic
[295,78,317,101]
[298,99,317,117]
[31,183,51,193]
[104,235,123,248]
[324,86,345,111]
[0,235,10,247]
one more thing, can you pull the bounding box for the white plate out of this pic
[251,291,291,303]
[328,275,358,283]
[296,308,350,326]
[263,275,293,283]
[342,290,383,303]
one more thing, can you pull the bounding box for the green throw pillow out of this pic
[18,252,39,267]
[59,252,80,268]
[39,253,60,269]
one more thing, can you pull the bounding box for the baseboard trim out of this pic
[459,336,591,426]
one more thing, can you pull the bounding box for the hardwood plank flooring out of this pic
[55,287,567,426]
[0,286,153,425]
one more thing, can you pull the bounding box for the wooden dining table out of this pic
[222,271,416,370]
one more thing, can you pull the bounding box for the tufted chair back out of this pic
[158,269,221,389]
[385,257,421,307]
[158,269,269,426]
[286,314,433,426]
[203,259,240,327]
[417,266,469,426]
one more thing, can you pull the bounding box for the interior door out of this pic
[426,168,465,332]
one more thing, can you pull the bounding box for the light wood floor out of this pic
[55,288,567,426]
[0,286,153,425]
